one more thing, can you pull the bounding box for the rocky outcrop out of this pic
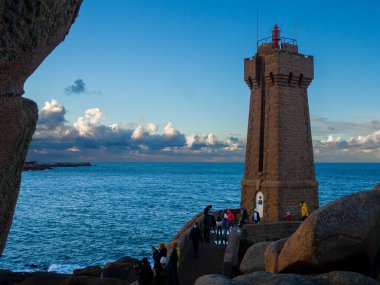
[62,276,128,285]
[264,238,288,273]
[0,0,82,256]
[239,241,272,274]
[374,184,380,190]
[195,271,380,285]
[101,256,139,283]
[0,98,38,255]
[194,274,232,285]
[0,271,70,285]
[73,266,102,278]
[278,190,380,277]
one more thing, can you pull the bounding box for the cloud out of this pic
[28,99,245,162]
[311,117,380,140]
[74,108,103,136]
[64,79,102,95]
[31,101,380,162]
[314,130,380,162]
[65,79,86,95]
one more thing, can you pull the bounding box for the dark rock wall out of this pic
[0,0,82,93]
[0,0,82,255]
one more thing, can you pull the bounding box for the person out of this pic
[216,210,223,240]
[286,211,292,221]
[158,257,168,285]
[189,221,202,257]
[252,208,260,224]
[210,211,216,234]
[136,257,154,285]
[222,212,229,242]
[152,247,162,279]
[226,209,235,229]
[172,240,181,268]
[300,201,309,221]
[239,207,248,226]
[165,252,180,285]
[158,242,167,259]
[203,204,212,215]
[203,211,212,243]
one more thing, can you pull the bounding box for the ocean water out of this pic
[0,162,379,273]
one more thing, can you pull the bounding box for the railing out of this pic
[257,36,297,49]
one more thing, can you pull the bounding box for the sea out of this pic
[0,162,379,273]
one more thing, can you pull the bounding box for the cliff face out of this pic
[0,0,83,255]
[0,0,82,93]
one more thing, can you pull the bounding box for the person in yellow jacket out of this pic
[172,240,181,268]
[300,201,309,221]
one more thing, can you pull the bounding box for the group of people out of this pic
[135,201,309,284]
[188,205,238,257]
[134,241,180,285]
[238,207,261,227]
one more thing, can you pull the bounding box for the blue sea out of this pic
[0,163,379,273]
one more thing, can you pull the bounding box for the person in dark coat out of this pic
[203,204,212,215]
[203,211,212,243]
[189,221,203,257]
[239,207,248,226]
[158,242,167,259]
[152,246,162,275]
[136,257,154,285]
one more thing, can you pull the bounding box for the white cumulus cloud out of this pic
[74,108,103,136]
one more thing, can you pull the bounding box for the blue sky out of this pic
[26,0,380,162]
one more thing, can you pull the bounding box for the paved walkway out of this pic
[178,232,227,285]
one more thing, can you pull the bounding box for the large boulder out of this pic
[278,190,380,277]
[74,266,103,278]
[195,271,380,285]
[194,274,234,285]
[374,184,380,191]
[21,272,71,285]
[0,0,82,256]
[239,242,272,274]
[101,256,138,283]
[264,238,288,273]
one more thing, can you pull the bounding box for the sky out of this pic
[25,0,380,162]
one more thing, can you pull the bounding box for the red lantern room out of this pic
[272,24,281,48]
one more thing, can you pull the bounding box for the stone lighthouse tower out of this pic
[241,24,319,221]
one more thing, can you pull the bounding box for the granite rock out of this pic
[264,238,288,273]
[239,241,272,274]
[278,190,380,277]
[0,0,82,256]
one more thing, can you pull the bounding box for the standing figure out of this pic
[158,242,167,259]
[189,222,203,257]
[222,213,230,242]
[166,251,180,285]
[216,211,223,240]
[210,211,217,234]
[136,257,154,285]
[226,209,235,229]
[152,246,162,282]
[172,240,181,268]
[203,211,212,243]
[252,208,261,224]
[300,201,309,221]
[239,207,248,226]
[203,204,212,215]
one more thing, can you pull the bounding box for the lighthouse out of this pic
[241,25,319,221]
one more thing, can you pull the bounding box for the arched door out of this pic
[255,191,264,219]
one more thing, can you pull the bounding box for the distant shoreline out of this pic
[23,161,92,171]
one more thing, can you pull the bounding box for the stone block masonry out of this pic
[241,25,319,221]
